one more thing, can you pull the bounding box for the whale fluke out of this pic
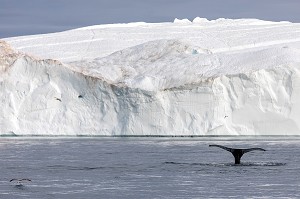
[209,144,266,164]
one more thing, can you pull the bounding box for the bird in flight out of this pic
[10,179,32,186]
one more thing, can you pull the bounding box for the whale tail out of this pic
[209,144,266,164]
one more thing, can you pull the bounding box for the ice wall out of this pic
[1,40,300,136]
[2,17,300,136]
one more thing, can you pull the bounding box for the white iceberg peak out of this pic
[173,18,192,24]
[192,17,209,23]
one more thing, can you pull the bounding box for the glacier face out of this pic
[1,18,300,136]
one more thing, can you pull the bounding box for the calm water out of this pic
[0,137,299,199]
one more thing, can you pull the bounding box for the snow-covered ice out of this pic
[1,17,300,136]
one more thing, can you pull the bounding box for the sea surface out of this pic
[0,137,299,199]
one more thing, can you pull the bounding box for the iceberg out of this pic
[1,17,300,136]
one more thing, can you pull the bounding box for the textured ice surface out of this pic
[1,18,300,136]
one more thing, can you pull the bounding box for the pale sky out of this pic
[1,0,300,38]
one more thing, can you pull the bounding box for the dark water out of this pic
[0,138,299,198]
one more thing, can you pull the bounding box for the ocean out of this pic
[0,137,299,198]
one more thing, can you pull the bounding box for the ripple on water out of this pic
[163,161,286,167]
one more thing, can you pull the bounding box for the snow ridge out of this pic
[70,39,300,92]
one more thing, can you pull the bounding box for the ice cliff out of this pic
[2,18,300,136]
